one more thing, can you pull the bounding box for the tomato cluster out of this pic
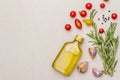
[65,2,93,31]
[64,0,118,33]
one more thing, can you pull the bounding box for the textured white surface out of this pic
[0,0,120,80]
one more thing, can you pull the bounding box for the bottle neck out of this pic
[74,39,82,43]
[74,36,84,43]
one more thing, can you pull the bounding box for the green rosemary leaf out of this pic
[87,33,94,39]
[90,9,97,20]
[113,60,118,69]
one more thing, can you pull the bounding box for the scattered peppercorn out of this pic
[101,23,104,25]
[98,18,100,20]
[108,10,111,13]
[108,17,110,20]
[98,14,111,25]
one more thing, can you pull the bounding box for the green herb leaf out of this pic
[87,9,119,76]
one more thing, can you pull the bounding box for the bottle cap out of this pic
[74,35,84,43]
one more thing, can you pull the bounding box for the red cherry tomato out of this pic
[111,13,118,19]
[85,3,92,10]
[104,0,109,1]
[99,28,104,33]
[70,11,76,18]
[80,10,87,17]
[65,24,71,31]
[75,19,82,29]
[100,3,105,8]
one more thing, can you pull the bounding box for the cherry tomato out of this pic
[65,24,71,31]
[75,19,82,29]
[100,3,105,8]
[111,13,118,19]
[104,0,109,1]
[70,11,76,18]
[99,28,104,33]
[85,3,92,10]
[80,10,87,17]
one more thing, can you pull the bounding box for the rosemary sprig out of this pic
[90,9,97,20]
[87,9,119,76]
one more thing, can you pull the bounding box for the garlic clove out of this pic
[88,48,97,59]
[77,61,88,73]
[92,67,103,77]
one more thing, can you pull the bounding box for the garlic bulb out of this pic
[92,67,103,77]
[88,48,97,59]
[77,61,88,73]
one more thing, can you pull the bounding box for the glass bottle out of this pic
[52,35,84,76]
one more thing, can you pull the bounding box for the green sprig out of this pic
[87,9,119,76]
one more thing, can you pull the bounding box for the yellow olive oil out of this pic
[52,35,84,76]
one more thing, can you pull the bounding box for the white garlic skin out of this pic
[88,48,97,59]
[92,67,103,77]
[77,61,88,73]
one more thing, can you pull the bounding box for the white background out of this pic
[0,0,120,80]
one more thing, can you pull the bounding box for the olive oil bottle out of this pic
[52,35,84,76]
